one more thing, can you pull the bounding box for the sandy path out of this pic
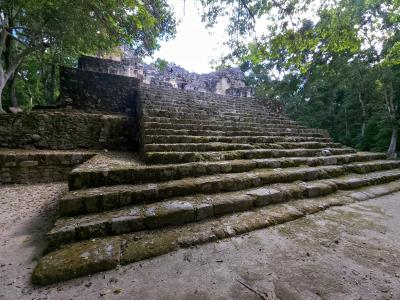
[1,183,400,299]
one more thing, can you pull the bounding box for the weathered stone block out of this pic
[111,213,145,234]
[144,201,195,229]
[121,234,177,265]
[75,219,110,240]
[194,200,214,221]
[32,237,121,285]
[247,188,283,207]
[47,225,76,247]
[19,160,39,167]
[59,197,85,216]
[213,194,254,215]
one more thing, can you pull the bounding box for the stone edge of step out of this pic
[68,153,385,190]
[48,167,400,248]
[32,179,400,286]
[61,161,400,216]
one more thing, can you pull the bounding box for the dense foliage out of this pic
[201,0,400,156]
[0,0,176,112]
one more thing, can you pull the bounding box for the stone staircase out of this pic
[32,89,400,285]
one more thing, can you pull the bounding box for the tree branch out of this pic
[12,6,22,20]
[0,27,9,54]
[238,0,256,28]
[5,43,47,81]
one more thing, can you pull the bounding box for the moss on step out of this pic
[33,179,400,286]
[32,237,121,285]
[121,232,179,264]
[69,153,386,190]
[61,162,400,216]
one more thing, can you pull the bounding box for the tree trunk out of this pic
[0,46,43,112]
[387,127,398,159]
[0,83,5,114]
[50,64,57,104]
[344,106,349,137]
[47,64,56,104]
[358,92,366,137]
[0,69,6,113]
[9,73,18,107]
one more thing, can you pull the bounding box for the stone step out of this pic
[142,107,284,120]
[32,179,400,285]
[70,153,386,190]
[141,99,281,111]
[143,128,326,138]
[143,116,299,127]
[143,142,343,153]
[143,121,306,132]
[142,98,280,108]
[144,142,256,152]
[274,142,343,149]
[69,153,385,190]
[143,111,292,124]
[142,107,285,120]
[59,160,399,216]
[144,147,356,164]
[48,168,400,248]
[144,134,333,144]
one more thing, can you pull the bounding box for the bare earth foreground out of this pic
[0,183,399,300]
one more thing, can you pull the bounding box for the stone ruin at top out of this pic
[79,53,254,98]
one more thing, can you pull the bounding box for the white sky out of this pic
[143,0,327,74]
[144,0,229,74]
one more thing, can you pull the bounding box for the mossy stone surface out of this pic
[32,237,121,285]
[121,233,178,264]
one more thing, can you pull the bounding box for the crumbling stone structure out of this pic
[78,55,254,97]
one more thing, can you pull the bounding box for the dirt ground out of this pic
[1,183,400,300]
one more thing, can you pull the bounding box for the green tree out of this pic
[153,58,170,72]
[200,0,400,157]
[0,0,176,113]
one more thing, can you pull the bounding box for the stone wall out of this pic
[78,55,254,97]
[60,65,283,120]
[60,66,140,115]
[139,84,284,114]
[0,150,95,184]
[0,111,138,150]
[79,55,144,79]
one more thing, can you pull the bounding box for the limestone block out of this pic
[194,200,214,221]
[75,219,110,240]
[48,225,76,247]
[213,193,254,215]
[19,160,39,167]
[121,233,177,265]
[247,188,283,207]
[111,213,145,234]
[144,201,195,229]
[32,237,121,285]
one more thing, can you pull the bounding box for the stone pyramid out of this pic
[32,84,400,285]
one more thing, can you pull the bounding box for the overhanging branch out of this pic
[238,0,256,28]
[5,43,48,81]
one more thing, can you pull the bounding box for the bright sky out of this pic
[143,0,326,74]
[144,0,229,74]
